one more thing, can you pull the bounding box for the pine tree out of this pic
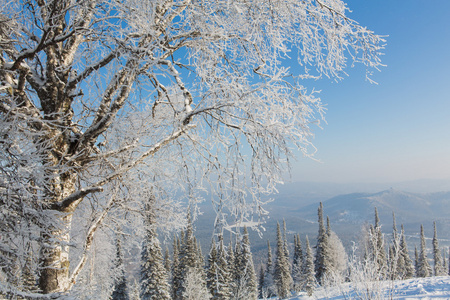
[261,240,275,298]
[292,234,303,293]
[303,236,316,297]
[164,246,171,276]
[417,224,431,278]
[414,246,419,277]
[374,207,387,278]
[314,202,331,284]
[432,222,445,276]
[389,212,399,280]
[227,240,237,296]
[234,226,258,300]
[172,235,182,300]
[217,234,232,299]
[258,264,265,299]
[112,237,129,300]
[274,222,292,299]
[207,240,219,298]
[399,225,415,279]
[177,212,207,300]
[442,249,448,276]
[448,247,450,275]
[140,200,171,300]
[130,280,141,300]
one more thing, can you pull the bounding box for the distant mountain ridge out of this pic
[296,188,450,228]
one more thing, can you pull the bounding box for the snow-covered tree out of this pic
[292,234,303,293]
[327,226,347,281]
[171,235,182,300]
[364,208,387,279]
[183,268,211,300]
[140,200,171,300]
[111,237,129,300]
[234,227,258,300]
[207,240,219,298]
[260,240,276,299]
[176,212,206,300]
[432,222,446,276]
[417,225,432,278]
[274,222,292,299]
[0,0,384,295]
[302,236,316,297]
[314,203,331,284]
[398,225,415,280]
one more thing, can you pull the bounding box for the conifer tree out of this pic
[417,225,431,278]
[177,212,207,300]
[274,222,292,299]
[314,202,331,284]
[282,220,290,263]
[399,225,415,279]
[164,246,171,276]
[292,234,303,293]
[234,226,258,300]
[303,236,316,297]
[207,241,219,298]
[414,246,419,277]
[112,237,129,300]
[227,240,237,295]
[448,247,450,275]
[432,222,446,276]
[172,236,182,300]
[130,280,141,300]
[442,250,448,276]
[217,235,232,299]
[261,240,276,298]
[258,265,265,299]
[374,208,387,278]
[140,200,171,300]
[326,219,347,280]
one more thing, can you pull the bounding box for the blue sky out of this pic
[290,0,450,183]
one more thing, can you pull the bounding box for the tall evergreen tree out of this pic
[112,237,129,300]
[292,234,303,293]
[302,236,316,297]
[177,212,207,300]
[140,200,171,300]
[258,265,265,299]
[314,202,331,284]
[234,226,258,300]
[274,222,292,299]
[164,246,171,276]
[207,241,219,298]
[417,225,432,278]
[399,225,415,279]
[448,247,450,275]
[206,235,231,300]
[414,246,419,277]
[227,240,237,296]
[217,235,232,299]
[432,222,446,276]
[172,235,182,300]
[261,240,276,298]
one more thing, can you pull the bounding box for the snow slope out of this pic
[276,276,450,300]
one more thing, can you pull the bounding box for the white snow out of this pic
[265,276,450,300]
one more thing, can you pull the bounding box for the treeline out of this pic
[112,203,449,300]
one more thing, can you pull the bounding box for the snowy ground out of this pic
[271,276,450,300]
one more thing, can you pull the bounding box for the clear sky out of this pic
[290,0,450,183]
